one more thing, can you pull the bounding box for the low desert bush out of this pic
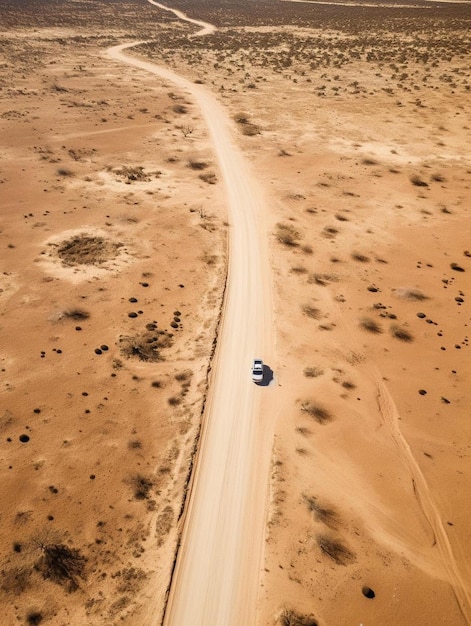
[303,495,339,528]
[303,367,324,378]
[276,223,300,247]
[35,542,86,591]
[301,402,332,424]
[390,324,413,342]
[128,474,154,500]
[410,174,428,187]
[351,251,370,262]
[360,317,382,333]
[63,308,90,320]
[393,287,428,301]
[316,534,355,565]
[279,608,318,626]
[301,305,321,319]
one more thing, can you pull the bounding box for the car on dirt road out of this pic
[252,359,264,383]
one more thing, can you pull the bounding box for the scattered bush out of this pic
[301,305,321,319]
[188,158,208,170]
[410,174,428,187]
[390,324,413,342]
[128,474,154,500]
[316,534,355,565]
[351,251,370,262]
[360,317,382,333]
[303,367,324,378]
[393,288,428,301]
[279,608,318,626]
[35,542,86,591]
[63,308,90,320]
[276,223,300,247]
[303,495,339,528]
[301,402,332,424]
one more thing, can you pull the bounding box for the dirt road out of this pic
[108,10,275,625]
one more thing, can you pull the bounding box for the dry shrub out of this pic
[114,165,152,182]
[316,534,355,565]
[279,608,318,626]
[57,167,74,177]
[199,172,217,185]
[172,103,187,114]
[308,273,338,286]
[360,317,382,333]
[301,402,332,424]
[128,474,154,500]
[175,369,193,382]
[56,234,122,266]
[303,495,339,528]
[188,158,208,170]
[351,251,370,262]
[0,567,32,595]
[410,174,428,187]
[276,223,300,247]
[63,308,90,320]
[390,324,413,342]
[115,567,148,594]
[290,265,308,274]
[119,330,173,362]
[303,367,324,378]
[393,288,428,301]
[35,543,86,591]
[302,305,321,319]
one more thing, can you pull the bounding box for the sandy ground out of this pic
[1,0,471,625]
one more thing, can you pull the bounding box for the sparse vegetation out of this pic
[390,324,414,342]
[316,534,355,565]
[63,308,90,320]
[360,317,382,333]
[279,608,318,626]
[351,251,370,263]
[303,495,339,528]
[410,174,429,187]
[55,234,122,266]
[393,288,428,301]
[276,222,300,247]
[128,474,155,500]
[35,542,86,591]
[301,305,321,319]
[303,367,324,378]
[301,401,332,424]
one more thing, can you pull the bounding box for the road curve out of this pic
[108,10,275,626]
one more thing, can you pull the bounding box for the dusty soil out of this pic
[1,0,470,625]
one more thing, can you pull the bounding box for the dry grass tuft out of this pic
[390,324,414,342]
[351,251,370,262]
[301,402,332,424]
[316,534,355,565]
[301,305,321,319]
[410,174,428,187]
[303,367,324,378]
[63,308,90,320]
[279,608,318,626]
[360,317,382,333]
[276,222,300,247]
[393,287,428,301]
[303,495,339,528]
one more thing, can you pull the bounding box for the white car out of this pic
[252,359,264,383]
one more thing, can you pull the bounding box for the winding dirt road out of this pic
[108,4,275,625]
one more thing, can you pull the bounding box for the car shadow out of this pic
[255,364,274,387]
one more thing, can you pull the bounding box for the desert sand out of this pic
[1,0,470,625]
